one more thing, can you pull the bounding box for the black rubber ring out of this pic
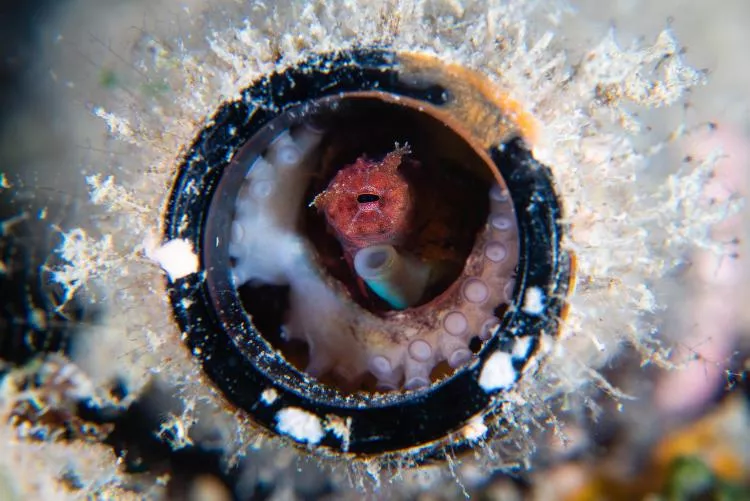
[164,48,569,459]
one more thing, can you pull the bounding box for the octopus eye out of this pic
[166,49,571,460]
[357,193,380,203]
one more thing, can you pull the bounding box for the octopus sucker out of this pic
[228,96,520,391]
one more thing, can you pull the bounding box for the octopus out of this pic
[229,123,519,391]
[311,145,414,254]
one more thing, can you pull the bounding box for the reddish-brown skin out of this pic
[313,146,413,255]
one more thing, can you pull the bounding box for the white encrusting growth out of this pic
[512,336,533,360]
[24,1,724,494]
[260,388,278,405]
[461,416,488,441]
[522,286,545,315]
[324,415,352,452]
[479,351,517,392]
[36,0,717,486]
[275,407,324,445]
[146,238,199,281]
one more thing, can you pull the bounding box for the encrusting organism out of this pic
[0,0,737,497]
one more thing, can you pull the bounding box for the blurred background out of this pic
[1,1,748,499]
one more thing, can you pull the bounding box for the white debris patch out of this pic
[479,351,517,392]
[93,106,135,141]
[275,407,324,445]
[147,239,199,281]
[260,388,278,405]
[461,416,488,442]
[52,229,121,306]
[86,174,148,215]
[512,336,533,360]
[325,414,352,452]
[522,286,545,315]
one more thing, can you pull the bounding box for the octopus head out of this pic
[313,145,413,252]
